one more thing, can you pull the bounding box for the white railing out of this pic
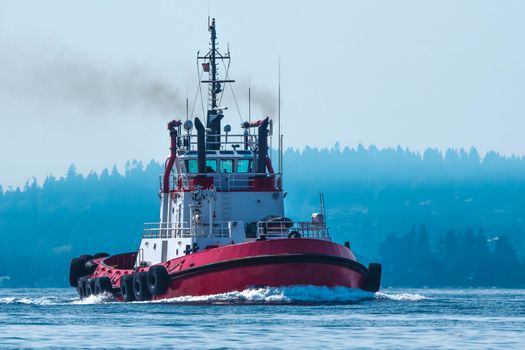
[142,221,232,239]
[256,220,330,240]
[181,133,259,151]
[160,173,281,192]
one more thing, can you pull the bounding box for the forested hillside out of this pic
[1,145,525,287]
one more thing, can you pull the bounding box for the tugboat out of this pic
[69,19,381,301]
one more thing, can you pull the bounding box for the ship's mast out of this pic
[209,18,218,110]
[197,18,235,150]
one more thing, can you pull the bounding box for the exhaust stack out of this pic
[195,117,207,174]
[162,120,181,193]
[257,117,269,173]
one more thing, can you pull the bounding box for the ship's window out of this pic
[220,159,234,173]
[220,150,234,155]
[185,151,198,156]
[206,151,217,155]
[206,159,217,173]
[237,159,253,173]
[237,150,253,156]
[186,159,198,173]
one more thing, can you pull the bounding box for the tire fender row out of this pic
[76,265,170,301]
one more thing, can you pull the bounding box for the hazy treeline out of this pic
[1,145,525,287]
[380,226,524,287]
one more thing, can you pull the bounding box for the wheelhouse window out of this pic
[220,159,234,173]
[237,159,253,173]
[206,159,217,173]
[186,159,198,173]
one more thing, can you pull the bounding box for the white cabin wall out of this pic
[215,191,284,223]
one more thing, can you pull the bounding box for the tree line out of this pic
[1,145,525,287]
[379,226,524,287]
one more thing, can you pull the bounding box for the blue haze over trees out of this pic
[1,144,525,287]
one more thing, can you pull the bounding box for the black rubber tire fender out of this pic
[288,231,301,239]
[77,276,89,298]
[362,262,382,292]
[95,277,113,295]
[133,272,152,301]
[120,274,136,302]
[69,258,82,287]
[78,255,94,263]
[84,260,97,275]
[147,265,170,296]
[86,278,97,296]
[93,252,110,259]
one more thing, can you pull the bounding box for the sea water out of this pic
[0,287,523,349]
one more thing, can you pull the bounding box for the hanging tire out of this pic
[86,278,97,296]
[120,274,136,302]
[362,263,382,292]
[93,252,110,259]
[69,258,82,287]
[133,272,152,301]
[84,260,97,275]
[147,265,169,296]
[79,255,94,263]
[95,277,113,295]
[77,276,88,298]
[288,231,301,238]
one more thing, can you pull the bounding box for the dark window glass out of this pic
[237,159,253,173]
[220,159,234,173]
[186,159,198,173]
[206,159,217,173]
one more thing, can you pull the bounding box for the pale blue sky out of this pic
[1,0,524,187]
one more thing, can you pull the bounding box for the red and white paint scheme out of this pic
[69,18,381,301]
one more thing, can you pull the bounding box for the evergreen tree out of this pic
[490,235,521,286]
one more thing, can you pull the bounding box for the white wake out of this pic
[0,287,428,305]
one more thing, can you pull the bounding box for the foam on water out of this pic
[144,286,428,304]
[375,291,429,301]
[0,287,428,306]
[70,292,114,305]
[0,296,58,306]
[153,285,375,304]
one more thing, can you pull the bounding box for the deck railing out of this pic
[142,221,232,239]
[159,173,281,192]
[256,220,330,240]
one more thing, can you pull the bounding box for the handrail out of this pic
[256,220,330,240]
[159,172,281,192]
[142,221,233,239]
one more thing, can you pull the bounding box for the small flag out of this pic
[202,63,210,72]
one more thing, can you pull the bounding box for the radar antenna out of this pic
[197,18,235,150]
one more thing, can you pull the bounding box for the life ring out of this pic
[288,231,301,239]
[147,265,169,296]
[120,274,135,302]
[133,272,152,301]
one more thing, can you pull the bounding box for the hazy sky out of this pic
[1,0,524,188]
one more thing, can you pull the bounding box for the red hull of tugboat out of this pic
[158,259,366,298]
[86,238,375,300]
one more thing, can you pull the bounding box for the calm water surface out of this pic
[0,287,523,349]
